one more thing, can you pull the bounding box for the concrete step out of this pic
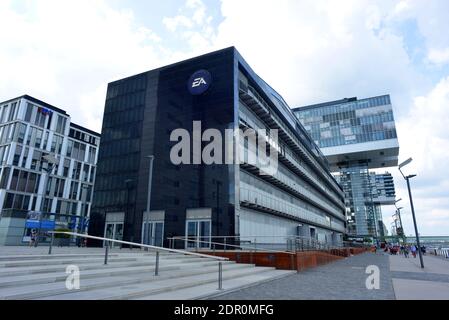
[32,265,273,300]
[142,269,296,300]
[0,255,206,277]
[0,251,202,268]
[0,256,141,268]
[0,262,252,300]
[0,259,234,288]
[0,253,118,261]
[0,249,178,262]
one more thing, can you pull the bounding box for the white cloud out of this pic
[427,47,449,65]
[389,0,449,66]
[385,76,449,235]
[0,0,167,132]
[212,0,419,111]
[163,15,193,32]
[162,0,215,55]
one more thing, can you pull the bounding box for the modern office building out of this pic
[0,95,100,245]
[89,47,346,249]
[293,96,399,237]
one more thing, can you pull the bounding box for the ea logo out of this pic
[188,69,212,95]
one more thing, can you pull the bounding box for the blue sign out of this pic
[25,220,55,230]
[187,69,212,95]
[40,220,56,230]
[25,220,40,229]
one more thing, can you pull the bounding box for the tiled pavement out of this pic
[211,252,395,300]
[389,253,449,300]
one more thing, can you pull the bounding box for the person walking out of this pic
[404,245,409,258]
[411,245,417,258]
[29,229,37,247]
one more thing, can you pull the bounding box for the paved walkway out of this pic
[2,246,448,300]
[390,253,449,300]
[211,253,395,300]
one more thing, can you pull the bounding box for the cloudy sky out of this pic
[1,0,448,236]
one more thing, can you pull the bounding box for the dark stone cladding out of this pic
[89,46,345,247]
[89,47,236,247]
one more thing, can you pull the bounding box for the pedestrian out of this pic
[404,246,409,258]
[29,229,37,247]
[411,245,417,258]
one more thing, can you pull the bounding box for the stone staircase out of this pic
[0,248,294,300]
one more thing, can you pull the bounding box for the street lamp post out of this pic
[35,154,59,247]
[399,158,424,268]
[145,155,155,247]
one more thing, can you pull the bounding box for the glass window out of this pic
[21,147,29,168]
[56,116,67,134]
[8,103,17,122]
[72,161,82,180]
[10,169,19,190]
[25,103,34,122]
[66,140,73,158]
[13,145,22,166]
[0,167,11,188]
[63,158,70,177]
[1,105,9,123]
[82,164,89,182]
[30,150,42,170]
[35,129,43,148]
[16,123,27,144]
[51,134,63,154]
[4,193,15,209]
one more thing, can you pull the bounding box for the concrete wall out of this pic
[0,217,26,246]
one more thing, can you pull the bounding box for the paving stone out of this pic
[212,253,395,300]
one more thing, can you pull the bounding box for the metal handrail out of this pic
[169,234,344,252]
[47,231,228,290]
[168,236,296,256]
[48,232,228,261]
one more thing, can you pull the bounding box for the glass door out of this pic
[114,223,123,245]
[104,222,123,248]
[186,221,197,248]
[153,222,164,247]
[142,221,164,247]
[199,221,211,248]
[185,220,211,249]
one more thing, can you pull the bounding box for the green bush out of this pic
[54,228,71,239]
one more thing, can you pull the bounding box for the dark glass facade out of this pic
[90,47,346,248]
[90,48,236,246]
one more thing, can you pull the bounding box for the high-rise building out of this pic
[0,95,100,245]
[89,47,346,249]
[293,96,399,237]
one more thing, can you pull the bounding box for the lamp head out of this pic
[399,157,413,169]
